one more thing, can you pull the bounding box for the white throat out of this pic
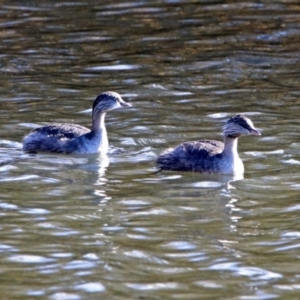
[90,112,108,153]
[222,136,244,175]
[222,136,239,157]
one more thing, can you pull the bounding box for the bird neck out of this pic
[91,112,106,134]
[222,135,239,157]
[87,112,108,153]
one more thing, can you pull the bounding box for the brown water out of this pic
[1,1,300,299]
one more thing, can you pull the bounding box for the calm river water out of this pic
[1,1,300,299]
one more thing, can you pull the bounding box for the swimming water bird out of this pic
[22,91,131,154]
[157,115,260,175]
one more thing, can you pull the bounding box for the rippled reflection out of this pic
[1,0,300,299]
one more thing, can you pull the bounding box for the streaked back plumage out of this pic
[22,91,131,154]
[157,114,260,174]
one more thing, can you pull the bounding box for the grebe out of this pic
[22,91,131,154]
[157,115,260,175]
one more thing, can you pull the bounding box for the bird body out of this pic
[22,91,131,154]
[157,115,260,175]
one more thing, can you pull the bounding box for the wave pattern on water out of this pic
[1,1,300,299]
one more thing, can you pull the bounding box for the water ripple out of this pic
[74,282,105,293]
[8,254,55,264]
[209,262,282,280]
[126,282,179,291]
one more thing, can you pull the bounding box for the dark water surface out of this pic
[1,1,300,299]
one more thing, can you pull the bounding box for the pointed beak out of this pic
[250,128,261,136]
[120,100,132,107]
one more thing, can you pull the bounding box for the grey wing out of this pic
[157,140,224,172]
[22,123,90,153]
[183,140,224,156]
[31,124,90,139]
